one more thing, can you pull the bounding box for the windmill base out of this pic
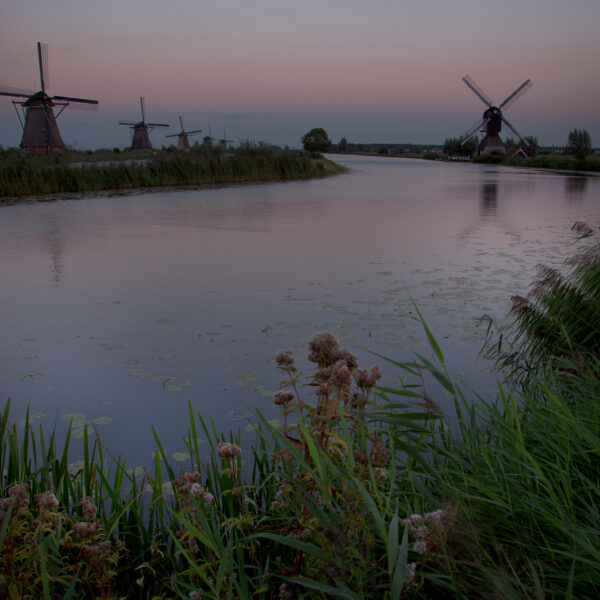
[479,135,506,155]
[22,145,65,155]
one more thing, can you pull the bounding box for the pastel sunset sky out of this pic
[1,0,599,150]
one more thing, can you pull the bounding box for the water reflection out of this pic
[564,176,588,205]
[2,155,600,468]
[41,216,64,284]
[481,181,497,219]
[458,179,520,242]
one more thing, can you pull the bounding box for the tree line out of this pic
[300,127,594,159]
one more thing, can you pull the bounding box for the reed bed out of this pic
[474,153,600,172]
[0,143,343,199]
[1,225,599,598]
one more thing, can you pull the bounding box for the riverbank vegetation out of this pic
[473,152,600,172]
[0,142,344,200]
[2,224,599,598]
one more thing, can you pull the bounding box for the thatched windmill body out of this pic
[0,42,98,154]
[166,116,201,151]
[119,97,169,150]
[460,74,532,155]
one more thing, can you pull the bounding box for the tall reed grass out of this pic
[0,142,343,199]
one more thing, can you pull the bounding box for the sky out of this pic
[1,0,599,150]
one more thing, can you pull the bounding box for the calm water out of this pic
[1,155,599,467]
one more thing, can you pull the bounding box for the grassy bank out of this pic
[473,153,600,173]
[0,143,345,200]
[1,226,599,598]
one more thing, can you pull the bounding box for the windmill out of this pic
[165,115,201,152]
[119,97,169,150]
[218,130,233,149]
[202,126,215,146]
[460,74,532,155]
[0,42,98,154]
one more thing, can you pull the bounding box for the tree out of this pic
[338,137,348,152]
[443,137,475,156]
[378,146,388,154]
[567,129,592,160]
[302,128,332,153]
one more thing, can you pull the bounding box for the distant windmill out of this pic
[460,74,532,155]
[218,130,233,148]
[165,115,201,152]
[0,42,98,154]
[202,126,215,146]
[119,97,169,150]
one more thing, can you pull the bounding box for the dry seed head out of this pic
[273,390,295,406]
[275,350,295,367]
[218,442,242,458]
[331,360,352,387]
[81,496,97,520]
[34,490,59,512]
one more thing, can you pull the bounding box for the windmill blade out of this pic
[501,116,528,145]
[140,97,146,122]
[119,120,136,126]
[166,133,179,138]
[186,129,203,135]
[461,119,486,144]
[462,74,493,107]
[0,85,34,97]
[498,79,532,111]
[147,123,169,128]
[52,95,98,105]
[68,102,99,111]
[37,42,49,93]
[0,90,32,99]
[179,115,184,131]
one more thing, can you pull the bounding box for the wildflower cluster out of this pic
[0,484,126,598]
[403,507,456,555]
[173,471,214,507]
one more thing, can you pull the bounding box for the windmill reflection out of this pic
[458,179,520,242]
[565,176,587,205]
[481,182,498,219]
[41,215,63,284]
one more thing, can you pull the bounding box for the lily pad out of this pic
[19,411,46,428]
[235,371,257,387]
[99,343,125,351]
[172,452,191,462]
[127,466,145,478]
[93,417,112,426]
[72,427,94,439]
[68,460,85,476]
[61,413,88,425]
[20,372,43,381]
